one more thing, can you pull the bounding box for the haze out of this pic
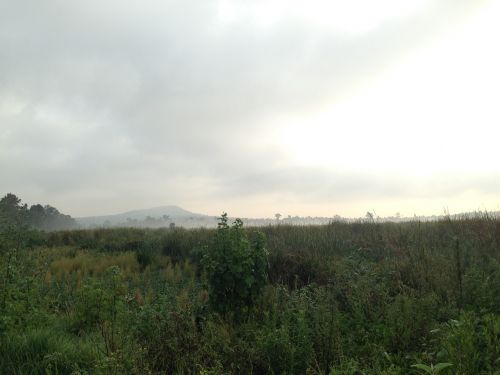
[1,0,499,219]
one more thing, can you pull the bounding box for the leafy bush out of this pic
[70,266,126,356]
[434,313,500,374]
[202,213,269,317]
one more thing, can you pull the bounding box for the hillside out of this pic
[76,205,210,227]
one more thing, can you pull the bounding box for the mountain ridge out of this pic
[76,205,210,227]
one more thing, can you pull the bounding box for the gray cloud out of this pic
[0,0,489,216]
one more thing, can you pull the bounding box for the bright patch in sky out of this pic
[277,0,500,177]
[219,0,431,33]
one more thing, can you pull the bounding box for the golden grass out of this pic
[48,250,140,280]
[164,259,195,283]
[45,248,198,287]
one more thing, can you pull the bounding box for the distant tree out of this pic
[0,193,75,231]
[0,193,21,209]
[42,205,75,230]
[0,194,30,255]
[275,213,282,222]
[0,193,27,226]
[0,193,22,215]
[28,204,45,228]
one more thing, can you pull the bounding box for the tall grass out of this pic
[0,329,97,375]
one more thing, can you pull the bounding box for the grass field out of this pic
[1,215,499,374]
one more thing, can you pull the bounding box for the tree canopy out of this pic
[0,193,76,231]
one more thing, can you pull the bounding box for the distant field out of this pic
[1,216,499,374]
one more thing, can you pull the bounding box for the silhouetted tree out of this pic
[0,193,76,231]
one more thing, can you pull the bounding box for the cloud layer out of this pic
[1,0,496,217]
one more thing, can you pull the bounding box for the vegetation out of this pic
[0,193,76,231]
[202,213,268,317]
[1,209,499,374]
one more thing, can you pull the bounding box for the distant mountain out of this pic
[76,205,210,227]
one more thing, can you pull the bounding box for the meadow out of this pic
[1,215,499,374]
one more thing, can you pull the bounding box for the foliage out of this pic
[0,329,97,375]
[411,363,453,374]
[1,214,499,374]
[431,313,500,374]
[202,213,269,317]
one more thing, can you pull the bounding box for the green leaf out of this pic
[411,364,433,374]
[433,363,453,373]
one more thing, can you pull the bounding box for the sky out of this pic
[1,0,499,218]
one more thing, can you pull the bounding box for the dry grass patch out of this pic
[47,250,140,280]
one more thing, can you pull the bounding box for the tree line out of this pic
[0,193,76,231]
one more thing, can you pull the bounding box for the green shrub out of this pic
[131,288,203,373]
[70,266,126,356]
[202,213,269,317]
[434,313,500,374]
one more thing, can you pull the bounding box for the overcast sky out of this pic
[1,0,499,218]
